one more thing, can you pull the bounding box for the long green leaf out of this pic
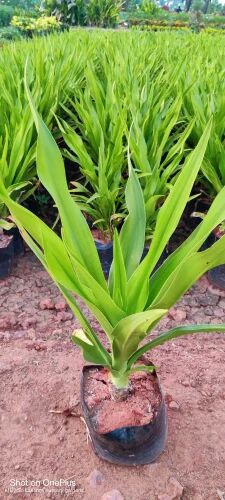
[72,329,111,366]
[109,229,128,310]
[128,324,225,367]
[119,160,146,279]
[150,234,225,309]
[148,184,225,305]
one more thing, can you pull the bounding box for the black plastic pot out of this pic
[207,232,225,290]
[0,235,14,280]
[95,241,113,277]
[80,365,168,466]
[208,265,225,290]
[186,197,211,232]
[4,226,24,257]
[203,232,225,290]
[200,232,216,251]
[95,240,169,278]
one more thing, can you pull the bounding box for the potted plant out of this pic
[0,224,14,279]
[1,86,225,465]
[182,64,225,288]
[57,68,127,276]
[0,200,26,280]
[59,74,193,274]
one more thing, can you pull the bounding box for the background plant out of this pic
[0,31,87,217]
[139,0,160,15]
[59,62,127,236]
[1,29,225,231]
[181,56,225,200]
[126,64,193,236]
[86,0,122,27]
[11,15,61,36]
[0,5,13,26]
[0,25,22,42]
[42,0,87,26]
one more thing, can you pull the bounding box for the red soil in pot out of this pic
[91,229,112,244]
[84,367,162,434]
[213,226,225,239]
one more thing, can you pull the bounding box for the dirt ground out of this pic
[0,251,225,500]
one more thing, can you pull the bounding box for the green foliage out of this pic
[0,29,224,226]
[1,28,225,235]
[191,0,204,11]
[43,0,87,26]
[58,33,193,236]
[11,15,61,35]
[208,0,224,14]
[181,46,225,197]
[1,85,225,389]
[43,0,122,27]
[59,62,127,235]
[0,25,22,41]
[86,0,122,27]
[0,31,86,217]
[139,0,160,15]
[0,5,13,26]
[127,84,193,236]
[125,7,225,31]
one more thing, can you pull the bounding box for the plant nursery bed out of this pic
[0,252,225,499]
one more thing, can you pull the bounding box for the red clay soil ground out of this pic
[0,251,225,500]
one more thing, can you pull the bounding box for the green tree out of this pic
[42,0,86,25]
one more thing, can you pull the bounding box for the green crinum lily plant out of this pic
[1,83,225,391]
